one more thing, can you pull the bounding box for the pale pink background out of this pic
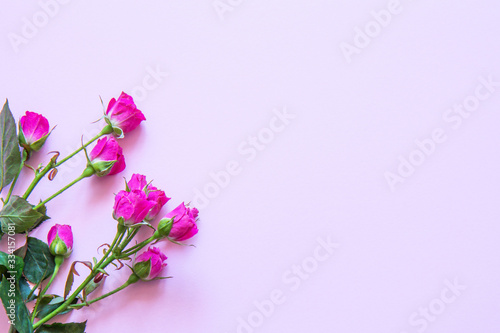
[1,1,500,332]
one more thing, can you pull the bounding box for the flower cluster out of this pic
[0,92,199,333]
[113,174,170,226]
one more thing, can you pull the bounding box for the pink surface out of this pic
[1,1,500,332]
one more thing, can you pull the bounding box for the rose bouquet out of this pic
[0,93,199,333]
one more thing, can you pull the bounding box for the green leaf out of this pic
[35,295,77,319]
[35,321,86,333]
[19,237,55,284]
[32,203,50,232]
[0,100,22,192]
[0,276,33,333]
[13,237,28,259]
[18,276,36,302]
[0,251,24,280]
[0,196,48,234]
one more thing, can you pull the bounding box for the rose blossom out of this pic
[19,111,51,152]
[113,190,156,226]
[127,174,170,221]
[161,202,199,241]
[105,92,145,136]
[89,136,126,176]
[133,247,167,281]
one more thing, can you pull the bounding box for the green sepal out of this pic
[127,221,153,229]
[103,116,124,139]
[19,124,53,152]
[89,160,116,177]
[132,259,151,281]
[151,276,173,281]
[156,217,173,238]
[49,236,71,257]
[112,127,124,139]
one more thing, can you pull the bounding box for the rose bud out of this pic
[126,174,170,221]
[83,272,107,299]
[133,247,167,281]
[113,190,156,226]
[88,136,126,176]
[127,173,147,191]
[47,224,73,257]
[105,92,145,137]
[159,203,198,241]
[19,111,51,152]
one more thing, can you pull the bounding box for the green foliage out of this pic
[0,100,21,192]
[0,197,49,234]
[15,238,55,285]
[35,321,86,333]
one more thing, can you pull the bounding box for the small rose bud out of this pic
[83,272,107,298]
[113,190,156,226]
[133,247,167,281]
[19,111,51,152]
[47,224,73,257]
[126,174,170,221]
[127,173,147,191]
[105,92,145,137]
[89,136,126,176]
[162,203,199,242]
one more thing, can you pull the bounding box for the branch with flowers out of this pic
[0,93,199,333]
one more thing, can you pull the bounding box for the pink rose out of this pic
[19,111,51,152]
[89,136,126,176]
[47,224,73,257]
[127,173,147,191]
[162,202,199,241]
[105,92,145,137]
[133,247,167,281]
[145,185,170,221]
[113,190,156,226]
[127,174,170,221]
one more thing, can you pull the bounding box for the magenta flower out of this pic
[113,190,156,226]
[89,136,126,176]
[47,224,73,257]
[127,174,170,221]
[133,247,167,281]
[127,173,147,191]
[105,92,145,137]
[145,185,170,221]
[19,111,51,152]
[162,202,199,241]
